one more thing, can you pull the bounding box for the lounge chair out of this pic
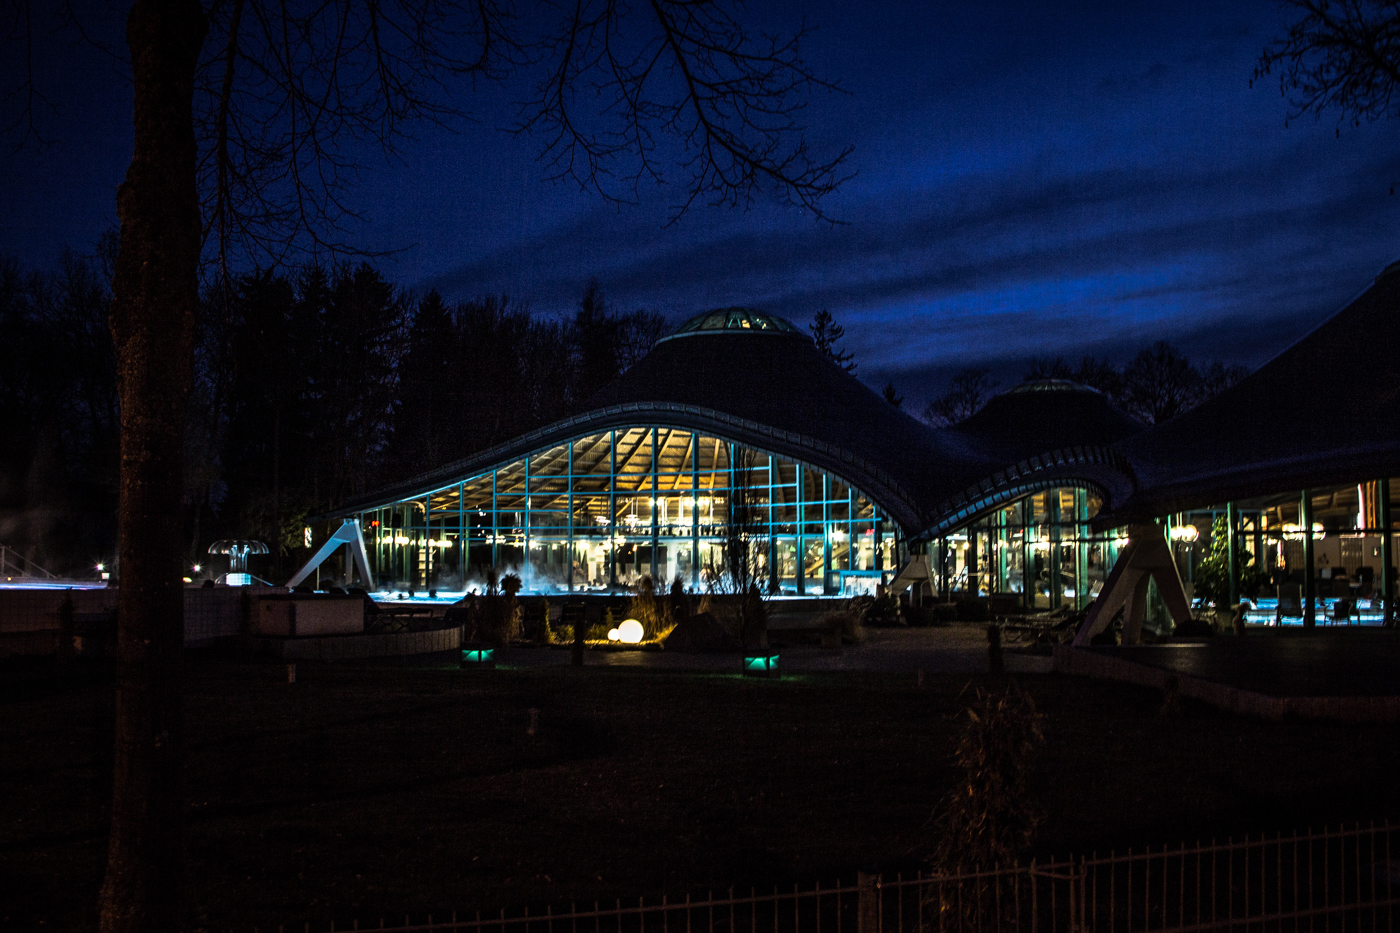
[1275,584,1303,625]
[1330,597,1355,624]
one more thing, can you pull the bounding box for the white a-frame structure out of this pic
[286,519,375,589]
[1074,523,1192,646]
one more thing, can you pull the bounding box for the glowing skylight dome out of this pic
[661,307,802,342]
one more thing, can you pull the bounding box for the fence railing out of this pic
[265,822,1399,933]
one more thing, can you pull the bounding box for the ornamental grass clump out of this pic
[624,575,674,641]
[929,683,1044,873]
[924,683,1045,928]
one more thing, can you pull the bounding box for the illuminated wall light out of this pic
[1169,525,1199,543]
[1281,522,1326,541]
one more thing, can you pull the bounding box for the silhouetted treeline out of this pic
[0,253,664,576]
[923,343,1251,427]
[0,253,120,574]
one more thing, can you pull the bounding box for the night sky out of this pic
[4,0,1400,407]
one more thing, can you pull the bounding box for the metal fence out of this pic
[266,822,1400,933]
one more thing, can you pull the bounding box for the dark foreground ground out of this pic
[3,652,1399,931]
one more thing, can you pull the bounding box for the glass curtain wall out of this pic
[1169,480,1399,625]
[933,487,1122,610]
[360,428,900,595]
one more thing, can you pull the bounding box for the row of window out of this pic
[360,429,898,594]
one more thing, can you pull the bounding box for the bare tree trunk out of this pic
[100,2,207,931]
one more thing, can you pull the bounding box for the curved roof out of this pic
[1104,263,1400,524]
[920,380,1144,535]
[333,313,1143,536]
[579,328,983,530]
[660,307,803,341]
[951,380,1146,463]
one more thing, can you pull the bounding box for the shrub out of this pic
[1192,515,1265,609]
[848,592,901,627]
[624,575,673,641]
[473,569,522,644]
[928,684,1044,873]
[697,593,743,641]
[669,576,691,622]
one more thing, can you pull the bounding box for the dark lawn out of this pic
[3,653,1399,931]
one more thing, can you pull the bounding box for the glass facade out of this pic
[930,487,1123,610]
[359,427,900,595]
[1168,479,1399,625]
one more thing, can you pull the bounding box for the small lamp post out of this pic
[460,642,496,669]
[742,649,780,678]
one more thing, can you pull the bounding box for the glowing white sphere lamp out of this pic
[607,628,621,641]
[618,619,645,644]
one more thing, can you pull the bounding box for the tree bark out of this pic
[100,2,207,931]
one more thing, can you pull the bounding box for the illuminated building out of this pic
[332,308,1143,599]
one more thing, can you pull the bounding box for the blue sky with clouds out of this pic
[4,0,1399,407]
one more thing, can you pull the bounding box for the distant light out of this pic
[304,526,313,548]
[618,619,644,643]
[95,563,104,572]
[192,564,202,572]
[1169,525,1199,543]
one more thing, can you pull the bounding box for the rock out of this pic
[663,612,739,653]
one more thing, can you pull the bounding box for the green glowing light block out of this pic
[742,652,780,678]
[460,646,496,669]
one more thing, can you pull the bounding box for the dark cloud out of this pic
[4,0,1397,406]
[426,132,1400,384]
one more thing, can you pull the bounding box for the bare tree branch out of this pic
[1255,0,1400,128]
[517,0,853,222]
[2,0,58,151]
[194,0,524,280]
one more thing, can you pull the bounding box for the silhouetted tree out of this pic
[1120,341,1202,425]
[0,252,120,574]
[395,290,456,469]
[1255,1,1400,139]
[572,280,621,404]
[923,367,998,426]
[1197,360,1251,402]
[810,308,856,371]
[6,1,850,926]
[883,380,904,408]
[570,280,667,408]
[1024,346,1247,424]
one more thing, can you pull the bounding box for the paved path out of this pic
[1086,630,1400,697]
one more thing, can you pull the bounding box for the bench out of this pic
[366,602,436,633]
